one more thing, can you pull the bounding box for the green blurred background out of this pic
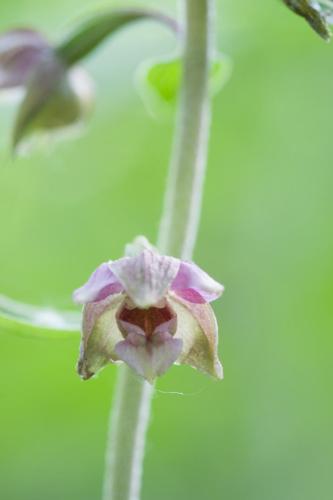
[1,1,333,499]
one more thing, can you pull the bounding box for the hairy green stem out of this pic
[158,0,213,260]
[103,1,214,500]
[102,366,153,500]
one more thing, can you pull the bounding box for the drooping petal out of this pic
[115,331,182,383]
[0,29,49,89]
[78,293,124,379]
[110,249,180,308]
[171,261,224,304]
[73,262,123,305]
[169,295,223,379]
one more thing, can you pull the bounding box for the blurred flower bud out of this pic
[12,51,94,152]
[0,9,179,152]
[283,0,333,40]
[0,28,94,152]
[74,237,224,383]
[0,29,49,90]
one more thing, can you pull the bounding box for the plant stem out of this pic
[158,0,213,260]
[103,1,214,499]
[104,0,213,500]
[102,366,153,500]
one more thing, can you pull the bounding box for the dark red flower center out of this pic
[117,303,174,338]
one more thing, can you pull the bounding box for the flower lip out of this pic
[114,332,183,383]
[114,298,181,382]
[116,299,177,339]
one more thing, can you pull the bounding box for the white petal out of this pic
[110,249,180,308]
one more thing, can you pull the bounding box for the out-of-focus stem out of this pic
[158,0,213,260]
[103,1,214,499]
[102,366,153,500]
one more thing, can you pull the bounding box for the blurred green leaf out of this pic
[136,53,232,119]
[0,295,80,338]
[57,8,179,66]
[282,0,332,40]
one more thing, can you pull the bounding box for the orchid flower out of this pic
[74,237,224,383]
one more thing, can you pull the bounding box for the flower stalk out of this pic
[103,366,153,500]
[158,0,213,260]
[103,1,215,499]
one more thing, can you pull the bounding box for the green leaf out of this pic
[210,54,233,96]
[57,8,179,66]
[136,53,232,120]
[0,295,80,339]
[282,0,332,40]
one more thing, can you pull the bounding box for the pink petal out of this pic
[73,262,123,304]
[0,29,47,53]
[110,249,180,308]
[171,261,224,304]
[114,332,182,383]
[0,29,49,89]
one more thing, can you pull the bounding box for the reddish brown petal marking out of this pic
[117,303,174,338]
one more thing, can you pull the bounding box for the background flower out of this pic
[0,28,94,151]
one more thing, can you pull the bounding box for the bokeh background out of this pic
[0,1,332,499]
